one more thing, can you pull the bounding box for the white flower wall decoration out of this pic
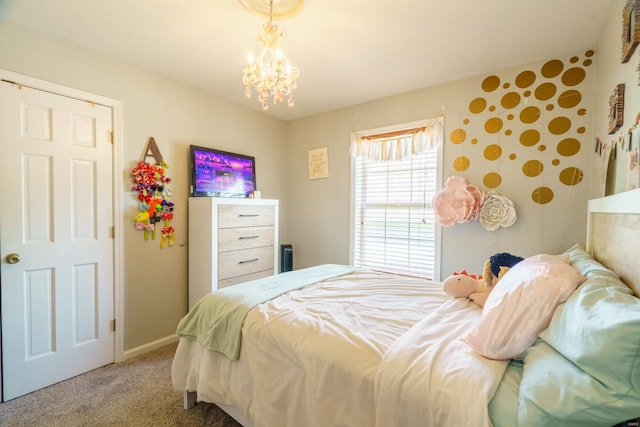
[478,192,517,231]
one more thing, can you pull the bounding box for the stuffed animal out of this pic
[443,252,524,307]
[482,252,524,288]
[442,270,492,307]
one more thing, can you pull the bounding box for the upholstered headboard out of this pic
[587,188,640,296]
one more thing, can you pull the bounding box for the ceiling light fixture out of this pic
[242,0,300,110]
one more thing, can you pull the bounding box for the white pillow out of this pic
[462,254,585,360]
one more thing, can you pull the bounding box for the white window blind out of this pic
[350,120,441,280]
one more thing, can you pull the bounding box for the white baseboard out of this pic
[122,334,179,360]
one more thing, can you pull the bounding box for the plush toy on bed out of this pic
[442,271,491,307]
[442,252,524,307]
[482,252,524,288]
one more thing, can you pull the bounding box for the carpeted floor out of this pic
[0,342,242,426]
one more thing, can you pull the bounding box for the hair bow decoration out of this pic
[130,145,175,248]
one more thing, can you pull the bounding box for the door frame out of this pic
[0,70,125,376]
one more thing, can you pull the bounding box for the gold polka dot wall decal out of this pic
[507,114,514,120]
[523,160,544,177]
[534,83,557,101]
[483,172,502,188]
[585,50,594,57]
[450,129,466,144]
[577,126,586,134]
[561,67,586,86]
[469,98,487,114]
[505,129,512,136]
[503,82,510,89]
[524,90,532,97]
[484,117,504,133]
[489,105,496,112]
[454,156,470,171]
[515,70,536,88]
[538,145,547,151]
[570,56,579,63]
[557,138,580,156]
[557,90,582,108]
[520,106,541,124]
[484,144,503,161]
[501,92,521,109]
[509,153,517,160]
[482,75,500,92]
[577,108,587,116]
[471,138,478,144]
[552,159,560,166]
[541,59,564,78]
[546,104,555,111]
[559,167,584,185]
[583,59,592,66]
[463,118,470,125]
[532,186,554,204]
[520,129,540,147]
[548,116,572,135]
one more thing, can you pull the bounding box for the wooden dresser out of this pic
[188,197,279,309]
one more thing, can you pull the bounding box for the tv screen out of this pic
[189,145,256,198]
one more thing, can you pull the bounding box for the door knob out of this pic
[5,253,21,264]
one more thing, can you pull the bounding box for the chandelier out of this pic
[242,0,300,110]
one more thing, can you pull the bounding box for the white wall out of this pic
[285,52,596,279]
[0,23,288,351]
[591,0,640,197]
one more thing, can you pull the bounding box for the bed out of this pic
[172,189,640,426]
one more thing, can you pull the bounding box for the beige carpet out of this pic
[0,342,241,427]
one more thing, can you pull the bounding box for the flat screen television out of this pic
[189,145,256,198]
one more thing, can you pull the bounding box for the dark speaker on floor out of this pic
[280,244,293,272]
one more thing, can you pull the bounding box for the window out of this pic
[350,119,442,280]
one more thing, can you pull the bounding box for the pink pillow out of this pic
[462,254,585,360]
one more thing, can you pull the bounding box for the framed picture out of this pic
[308,147,329,180]
[608,84,625,134]
[622,0,640,63]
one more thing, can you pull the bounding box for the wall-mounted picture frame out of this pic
[622,0,640,63]
[608,83,625,134]
[308,147,329,180]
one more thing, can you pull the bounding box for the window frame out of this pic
[349,119,443,281]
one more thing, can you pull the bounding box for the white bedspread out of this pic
[375,298,509,427]
[173,269,507,426]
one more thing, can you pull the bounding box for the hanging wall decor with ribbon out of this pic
[131,137,175,248]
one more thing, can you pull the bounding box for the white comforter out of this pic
[375,298,509,427]
[172,269,509,427]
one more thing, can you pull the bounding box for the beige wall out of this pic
[0,23,288,351]
[285,0,640,280]
[591,0,640,197]
[285,52,596,279]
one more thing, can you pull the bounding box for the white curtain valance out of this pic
[349,117,443,161]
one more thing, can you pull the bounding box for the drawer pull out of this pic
[239,214,260,217]
[239,258,259,264]
[239,235,259,240]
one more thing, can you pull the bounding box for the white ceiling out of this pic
[0,0,614,121]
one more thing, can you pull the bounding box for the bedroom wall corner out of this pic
[0,23,288,352]
[285,52,597,280]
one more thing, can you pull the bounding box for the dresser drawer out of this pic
[218,226,274,252]
[218,204,275,228]
[218,246,274,280]
[218,269,274,289]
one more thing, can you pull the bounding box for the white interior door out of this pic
[0,81,114,401]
